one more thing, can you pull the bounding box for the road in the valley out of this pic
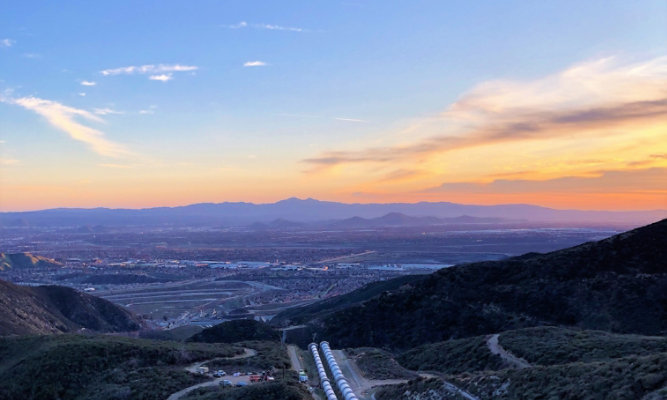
[287,345,304,372]
[166,347,258,400]
[288,344,322,400]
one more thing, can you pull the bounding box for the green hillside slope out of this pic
[0,335,242,400]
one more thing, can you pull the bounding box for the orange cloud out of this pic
[305,98,667,167]
[299,56,667,210]
[304,56,667,169]
[424,167,667,194]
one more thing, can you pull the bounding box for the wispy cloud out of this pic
[1,38,14,47]
[628,153,667,167]
[80,80,97,86]
[138,105,158,115]
[223,21,305,32]
[225,21,248,29]
[93,107,123,115]
[424,168,667,194]
[3,96,130,157]
[78,92,86,97]
[100,64,197,81]
[255,23,304,32]
[149,73,173,82]
[378,168,425,183]
[304,56,667,169]
[243,61,267,67]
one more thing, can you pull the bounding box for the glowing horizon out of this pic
[1,2,666,212]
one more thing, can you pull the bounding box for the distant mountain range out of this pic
[273,218,667,349]
[250,212,513,231]
[1,197,664,227]
[0,277,141,335]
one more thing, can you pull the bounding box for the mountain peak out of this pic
[277,197,311,203]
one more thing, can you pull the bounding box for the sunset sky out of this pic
[1,1,666,211]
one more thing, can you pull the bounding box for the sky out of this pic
[1,0,666,212]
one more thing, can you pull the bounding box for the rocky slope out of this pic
[0,279,141,335]
[0,252,62,271]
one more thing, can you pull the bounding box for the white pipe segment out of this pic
[309,343,339,400]
[320,342,359,400]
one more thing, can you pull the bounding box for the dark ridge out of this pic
[0,279,141,335]
[276,219,667,350]
[187,319,279,343]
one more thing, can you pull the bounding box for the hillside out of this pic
[498,326,667,366]
[397,326,667,373]
[0,279,141,335]
[0,252,62,271]
[0,335,242,400]
[272,274,425,327]
[374,327,667,399]
[181,382,310,400]
[275,219,667,349]
[378,351,667,400]
[187,319,279,343]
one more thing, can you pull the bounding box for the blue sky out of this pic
[1,1,666,210]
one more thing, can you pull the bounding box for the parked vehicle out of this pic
[213,370,226,377]
[220,380,232,387]
[235,381,248,387]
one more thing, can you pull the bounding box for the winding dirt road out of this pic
[487,334,531,369]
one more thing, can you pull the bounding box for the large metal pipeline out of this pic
[309,343,338,400]
[320,341,359,400]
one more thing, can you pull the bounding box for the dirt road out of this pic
[166,347,258,400]
[487,334,531,369]
[288,345,323,400]
[332,349,409,400]
[332,348,480,400]
[166,375,248,400]
[287,345,304,371]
